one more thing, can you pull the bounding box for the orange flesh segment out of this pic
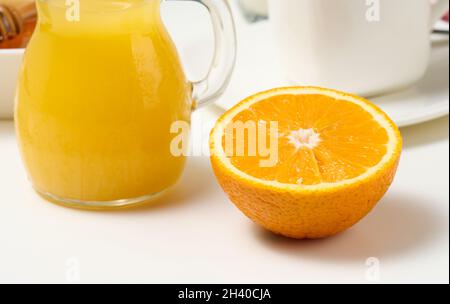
[222,94,389,185]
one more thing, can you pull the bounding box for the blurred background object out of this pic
[0,0,36,49]
[215,0,449,127]
[237,0,267,22]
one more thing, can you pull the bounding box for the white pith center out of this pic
[287,128,321,149]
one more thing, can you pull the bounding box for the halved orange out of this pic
[210,87,402,239]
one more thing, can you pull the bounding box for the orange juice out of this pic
[15,0,192,206]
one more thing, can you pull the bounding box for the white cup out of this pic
[268,0,449,96]
[0,50,24,118]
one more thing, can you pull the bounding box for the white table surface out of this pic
[0,2,449,284]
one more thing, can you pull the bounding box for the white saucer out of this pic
[216,21,449,128]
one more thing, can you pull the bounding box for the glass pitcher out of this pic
[15,0,236,209]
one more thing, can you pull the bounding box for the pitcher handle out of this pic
[163,0,237,109]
